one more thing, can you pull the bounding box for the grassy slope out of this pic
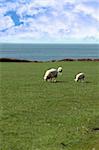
[0,61,99,150]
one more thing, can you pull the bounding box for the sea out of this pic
[0,43,99,61]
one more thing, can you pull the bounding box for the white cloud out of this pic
[75,3,99,21]
[0,0,99,43]
[0,16,14,30]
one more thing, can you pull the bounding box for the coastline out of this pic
[0,57,99,62]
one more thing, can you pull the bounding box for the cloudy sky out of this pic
[0,0,99,43]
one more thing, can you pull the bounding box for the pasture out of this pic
[0,61,99,150]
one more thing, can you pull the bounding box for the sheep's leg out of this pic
[82,78,85,82]
[51,78,56,82]
[53,78,57,82]
[80,78,84,82]
[50,78,53,82]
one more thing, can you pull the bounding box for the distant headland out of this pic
[0,58,99,62]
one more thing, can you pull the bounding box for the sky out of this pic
[0,0,99,43]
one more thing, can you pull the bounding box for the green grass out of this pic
[0,61,99,150]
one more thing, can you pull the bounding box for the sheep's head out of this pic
[74,78,78,82]
[58,67,62,73]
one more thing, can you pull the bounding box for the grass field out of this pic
[0,61,99,150]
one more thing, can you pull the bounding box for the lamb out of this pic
[44,67,62,82]
[74,72,85,82]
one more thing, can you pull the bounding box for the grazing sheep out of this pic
[44,67,62,82]
[74,72,85,82]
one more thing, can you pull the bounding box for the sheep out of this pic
[74,72,85,82]
[44,67,62,82]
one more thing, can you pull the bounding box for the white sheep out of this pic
[74,72,85,82]
[44,67,62,82]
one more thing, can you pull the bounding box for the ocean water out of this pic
[0,43,99,61]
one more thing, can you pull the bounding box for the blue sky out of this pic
[0,0,99,43]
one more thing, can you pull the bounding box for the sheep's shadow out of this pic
[92,128,99,131]
[74,81,92,84]
[85,81,92,84]
[45,80,67,83]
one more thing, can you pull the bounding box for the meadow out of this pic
[0,61,99,150]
